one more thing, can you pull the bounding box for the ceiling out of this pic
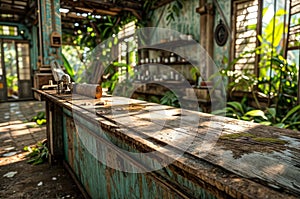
[0,0,172,34]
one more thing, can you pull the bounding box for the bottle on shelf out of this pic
[170,71,174,80]
[156,56,161,63]
[170,53,176,63]
[164,57,169,63]
[144,69,150,81]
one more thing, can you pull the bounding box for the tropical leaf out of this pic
[281,105,300,123]
[241,116,252,121]
[266,108,276,119]
[62,53,75,80]
[260,121,272,126]
[273,123,285,128]
[284,121,300,129]
[227,101,245,115]
[245,110,268,120]
[275,9,287,16]
[211,109,227,115]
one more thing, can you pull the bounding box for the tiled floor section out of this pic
[0,101,46,157]
[0,101,84,198]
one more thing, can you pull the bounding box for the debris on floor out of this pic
[3,171,18,178]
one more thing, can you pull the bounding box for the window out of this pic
[117,21,138,82]
[17,43,31,80]
[230,0,300,104]
[231,0,262,77]
[0,25,18,36]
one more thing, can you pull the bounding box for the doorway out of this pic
[0,40,32,101]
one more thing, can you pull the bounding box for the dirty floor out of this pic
[0,101,84,199]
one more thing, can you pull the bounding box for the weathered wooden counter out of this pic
[34,89,300,199]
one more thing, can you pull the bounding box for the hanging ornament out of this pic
[215,20,228,46]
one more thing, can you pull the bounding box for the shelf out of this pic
[133,81,186,85]
[138,61,191,65]
[139,39,197,50]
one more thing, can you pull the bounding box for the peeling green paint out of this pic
[40,0,62,65]
[62,112,217,199]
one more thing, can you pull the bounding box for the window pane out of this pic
[0,41,2,76]
[0,25,18,36]
[233,0,259,74]
[17,43,30,80]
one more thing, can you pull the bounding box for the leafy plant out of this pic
[211,52,262,109]
[213,37,298,118]
[160,91,180,108]
[31,111,47,125]
[148,96,160,104]
[101,62,134,94]
[212,97,266,122]
[62,0,187,49]
[190,67,200,84]
[6,73,18,95]
[212,97,300,131]
[62,53,75,81]
[24,141,49,165]
[268,105,300,130]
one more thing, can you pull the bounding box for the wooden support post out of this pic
[196,1,215,80]
[196,0,207,80]
[46,100,64,164]
[206,3,215,79]
[197,0,207,52]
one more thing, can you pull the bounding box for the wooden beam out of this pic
[94,8,118,16]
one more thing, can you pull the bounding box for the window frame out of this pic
[230,0,263,82]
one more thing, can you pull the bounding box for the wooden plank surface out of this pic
[36,90,300,198]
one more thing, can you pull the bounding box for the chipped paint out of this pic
[35,89,300,199]
[62,112,217,199]
[40,0,62,65]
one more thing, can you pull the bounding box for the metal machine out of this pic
[41,60,72,94]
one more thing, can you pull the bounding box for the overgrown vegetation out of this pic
[62,0,187,85]
[211,6,300,131]
[212,97,300,130]
[214,45,300,130]
[31,111,47,126]
[213,46,300,131]
[24,141,49,165]
[61,1,300,131]
[63,0,186,48]
[160,91,180,108]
